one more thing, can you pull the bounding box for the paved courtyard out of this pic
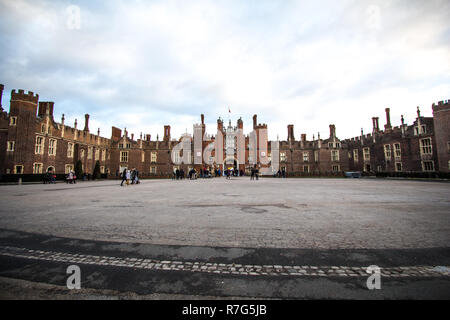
[0,177,449,299]
[0,177,449,249]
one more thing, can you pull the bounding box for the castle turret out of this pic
[164,125,171,141]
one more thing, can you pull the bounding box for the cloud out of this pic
[0,0,449,140]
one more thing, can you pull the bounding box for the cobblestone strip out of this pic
[1,246,449,278]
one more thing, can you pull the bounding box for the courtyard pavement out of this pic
[0,177,449,299]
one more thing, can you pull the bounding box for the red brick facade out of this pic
[0,84,449,177]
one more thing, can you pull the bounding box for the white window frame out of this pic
[280,152,286,162]
[87,146,93,160]
[303,152,309,162]
[14,165,23,174]
[151,152,157,163]
[394,143,401,159]
[422,160,434,172]
[95,148,100,161]
[48,139,57,156]
[65,164,74,174]
[120,151,129,163]
[35,136,45,155]
[331,150,339,162]
[363,147,370,161]
[420,138,432,155]
[150,166,157,174]
[33,162,43,174]
[102,150,106,161]
[7,141,15,152]
[67,142,74,158]
[384,144,391,160]
[10,117,17,126]
[353,149,359,163]
[395,162,402,172]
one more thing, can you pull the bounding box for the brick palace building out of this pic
[0,84,449,177]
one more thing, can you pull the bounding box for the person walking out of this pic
[120,168,127,186]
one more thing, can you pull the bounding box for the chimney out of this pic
[97,128,100,136]
[237,117,243,129]
[84,114,90,131]
[417,106,421,118]
[329,124,336,139]
[131,133,134,141]
[201,114,205,125]
[61,114,65,126]
[287,125,295,141]
[0,84,4,109]
[74,119,78,129]
[253,115,257,129]
[163,125,171,141]
[401,115,406,137]
[146,134,151,142]
[217,117,223,131]
[301,134,306,142]
[384,108,392,131]
[372,117,380,132]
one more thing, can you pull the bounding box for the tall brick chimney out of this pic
[372,117,380,132]
[0,84,4,109]
[253,115,257,130]
[163,125,171,141]
[201,114,205,125]
[84,114,90,132]
[287,124,295,141]
[237,117,243,129]
[384,108,392,131]
[217,117,223,131]
[329,124,336,139]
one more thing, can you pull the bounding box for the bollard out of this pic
[18,178,22,185]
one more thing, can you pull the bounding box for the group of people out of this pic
[65,171,77,184]
[275,168,287,178]
[250,165,260,180]
[120,168,140,186]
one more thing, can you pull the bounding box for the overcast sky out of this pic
[0,0,449,141]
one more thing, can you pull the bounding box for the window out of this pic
[363,148,370,161]
[336,142,341,148]
[420,138,432,155]
[332,165,340,172]
[87,147,93,159]
[448,160,450,170]
[120,151,128,162]
[119,143,123,149]
[422,161,434,171]
[9,117,17,126]
[33,163,43,174]
[47,166,55,173]
[421,125,426,134]
[65,164,74,174]
[126,143,131,149]
[151,152,157,163]
[7,141,15,152]
[328,142,333,148]
[141,152,145,162]
[173,151,180,164]
[414,127,419,135]
[102,150,106,161]
[303,165,309,173]
[447,141,450,152]
[353,149,359,163]
[314,151,319,162]
[80,149,85,159]
[384,144,391,159]
[67,143,74,158]
[95,149,100,161]
[280,152,286,162]
[100,166,105,174]
[377,165,383,172]
[14,165,23,174]
[150,166,157,174]
[303,152,309,162]
[41,124,47,134]
[395,162,403,172]
[331,150,339,162]
[35,136,44,154]
[48,139,57,156]
[394,143,401,159]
